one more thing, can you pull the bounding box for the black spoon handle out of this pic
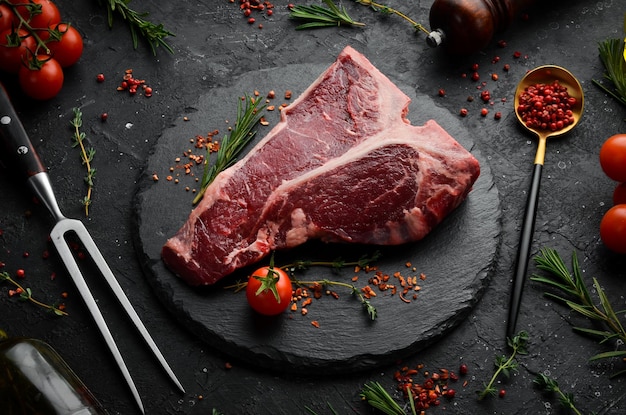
[507,162,543,340]
[0,84,46,179]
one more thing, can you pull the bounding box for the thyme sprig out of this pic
[0,271,67,316]
[70,108,96,217]
[224,251,381,320]
[534,373,583,415]
[592,38,626,107]
[193,94,266,205]
[283,251,381,272]
[290,0,364,29]
[531,248,626,376]
[98,0,174,55]
[478,331,529,400]
[353,0,430,35]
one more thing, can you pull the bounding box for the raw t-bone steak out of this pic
[162,46,480,286]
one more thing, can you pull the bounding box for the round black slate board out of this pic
[133,62,502,374]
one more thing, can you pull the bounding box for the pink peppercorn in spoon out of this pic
[506,65,584,340]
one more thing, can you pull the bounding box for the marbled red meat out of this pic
[162,46,480,286]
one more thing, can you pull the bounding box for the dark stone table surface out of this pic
[1,1,626,414]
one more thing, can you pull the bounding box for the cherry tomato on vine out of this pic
[246,266,292,316]
[46,23,82,67]
[614,183,626,205]
[16,0,60,29]
[0,4,17,33]
[18,55,63,100]
[0,28,35,73]
[599,134,626,182]
[600,204,626,254]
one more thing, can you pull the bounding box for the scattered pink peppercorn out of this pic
[459,108,468,117]
[15,269,25,278]
[513,51,522,59]
[459,363,468,375]
[494,111,502,120]
[499,389,506,398]
[96,73,105,83]
[101,113,108,122]
[471,72,480,82]
[480,108,489,117]
[438,88,446,97]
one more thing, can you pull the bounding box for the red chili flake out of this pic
[311,320,320,328]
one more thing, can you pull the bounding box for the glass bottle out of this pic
[0,330,109,415]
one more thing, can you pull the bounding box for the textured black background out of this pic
[1,1,626,414]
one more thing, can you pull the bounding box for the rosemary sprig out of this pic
[592,38,626,107]
[360,381,412,415]
[98,0,174,55]
[353,0,430,35]
[290,0,364,30]
[70,108,96,217]
[478,331,528,400]
[192,94,266,205]
[531,248,626,375]
[0,271,67,316]
[534,373,583,415]
[304,402,339,415]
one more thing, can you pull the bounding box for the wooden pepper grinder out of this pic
[427,0,537,55]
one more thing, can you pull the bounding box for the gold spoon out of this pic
[506,65,584,339]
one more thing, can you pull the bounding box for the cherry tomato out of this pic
[18,55,63,100]
[599,134,626,182]
[46,24,83,67]
[0,28,35,73]
[246,266,292,316]
[0,4,17,33]
[600,204,626,254]
[16,0,60,29]
[614,183,626,205]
